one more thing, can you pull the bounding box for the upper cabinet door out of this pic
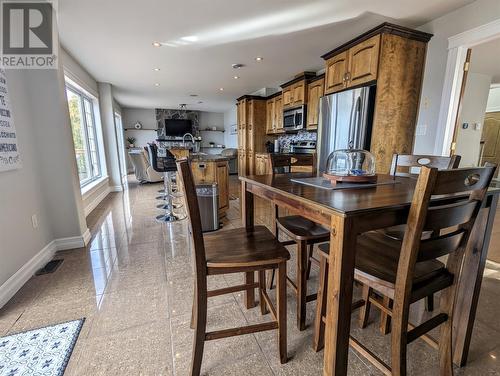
[307,78,324,129]
[275,95,284,132]
[266,98,275,134]
[292,81,306,106]
[282,87,293,107]
[238,99,247,125]
[324,51,348,94]
[347,35,380,87]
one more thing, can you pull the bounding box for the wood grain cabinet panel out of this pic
[307,78,324,130]
[266,98,275,134]
[282,87,293,107]
[292,82,306,106]
[325,51,349,94]
[275,95,284,133]
[347,35,380,87]
[216,162,229,211]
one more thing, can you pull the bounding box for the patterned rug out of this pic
[0,319,84,376]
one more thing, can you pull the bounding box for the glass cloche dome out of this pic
[325,149,376,176]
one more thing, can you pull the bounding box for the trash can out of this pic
[196,183,219,232]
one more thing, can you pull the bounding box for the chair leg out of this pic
[190,283,197,329]
[359,285,372,328]
[259,270,269,315]
[296,240,308,331]
[277,262,288,364]
[380,296,393,335]
[313,255,328,352]
[190,285,207,376]
[306,244,314,280]
[268,269,276,290]
[425,294,434,312]
[390,303,409,376]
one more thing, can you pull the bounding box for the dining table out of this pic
[239,172,500,376]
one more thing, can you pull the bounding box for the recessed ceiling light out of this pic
[154,83,160,86]
[153,67,161,71]
[232,63,245,69]
[219,87,224,91]
[152,41,162,47]
[233,76,240,79]
[255,56,263,61]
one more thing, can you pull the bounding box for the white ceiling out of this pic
[58,0,474,113]
[470,38,500,84]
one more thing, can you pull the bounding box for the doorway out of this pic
[451,38,500,173]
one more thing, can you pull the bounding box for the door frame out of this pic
[437,18,500,156]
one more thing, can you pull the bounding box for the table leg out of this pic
[297,240,308,331]
[241,180,256,308]
[453,195,498,366]
[323,215,357,376]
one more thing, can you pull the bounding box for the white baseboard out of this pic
[84,185,111,216]
[110,185,123,192]
[53,234,87,251]
[0,241,56,308]
[82,228,91,245]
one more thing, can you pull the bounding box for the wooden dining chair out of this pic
[313,164,495,375]
[176,159,290,376]
[267,153,330,331]
[378,153,462,320]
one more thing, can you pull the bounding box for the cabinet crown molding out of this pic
[321,22,433,60]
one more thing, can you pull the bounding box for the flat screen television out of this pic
[164,119,192,136]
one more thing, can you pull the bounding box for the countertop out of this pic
[189,154,231,162]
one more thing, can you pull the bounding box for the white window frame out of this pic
[65,79,104,188]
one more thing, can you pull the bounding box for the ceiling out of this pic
[470,38,500,84]
[58,0,475,113]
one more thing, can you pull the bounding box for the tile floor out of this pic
[2,175,500,375]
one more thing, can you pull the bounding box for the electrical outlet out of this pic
[31,214,38,229]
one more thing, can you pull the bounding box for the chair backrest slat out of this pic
[423,200,478,232]
[417,230,466,262]
[390,154,461,177]
[432,167,492,196]
[269,154,315,173]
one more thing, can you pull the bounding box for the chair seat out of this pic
[277,215,330,241]
[204,226,290,270]
[318,231,452,298]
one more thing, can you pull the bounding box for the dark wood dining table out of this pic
[239,173,500,376]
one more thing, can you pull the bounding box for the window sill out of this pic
[81,176,109,196]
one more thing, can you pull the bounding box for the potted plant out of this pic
[127,137,136,148]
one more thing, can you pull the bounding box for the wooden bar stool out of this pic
[176,159,290,376]
[267,153,330,331]
[313,165,495,375]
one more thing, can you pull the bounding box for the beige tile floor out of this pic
[2,175,500,375]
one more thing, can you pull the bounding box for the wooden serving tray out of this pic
[323,173,378,184]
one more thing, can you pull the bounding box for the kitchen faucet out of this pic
[182,133,194,147]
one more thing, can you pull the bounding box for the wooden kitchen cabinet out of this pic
[307,76,324,130]
[275,95,283,132]
[324,51,348,93]
[190,160,230,215]
[266,98,275,134]
[321,22,432,172]
[236,96,267,175]
[255,153,270,175]
[347,35,380,87]
[324,35,380,94]
[281,72,316,110]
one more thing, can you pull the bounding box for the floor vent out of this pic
[36,259,63,275]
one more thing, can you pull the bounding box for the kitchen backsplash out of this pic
[277,131,316,151]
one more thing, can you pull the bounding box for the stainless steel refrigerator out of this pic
[316,85,376,173]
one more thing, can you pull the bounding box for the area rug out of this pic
[0,318,85,376]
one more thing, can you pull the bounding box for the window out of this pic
[66,84,102,187]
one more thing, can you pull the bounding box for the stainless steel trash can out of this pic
[196,183,219,232]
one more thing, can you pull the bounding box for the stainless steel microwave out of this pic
[283,106,306,132]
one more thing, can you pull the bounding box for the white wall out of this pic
[487,86,500,112]
[415,0,500,155]
[122,108,157,148]
[199,112,224,155]
[224,106,238,149]
[455,73,492,167]
[1,65,89,305]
